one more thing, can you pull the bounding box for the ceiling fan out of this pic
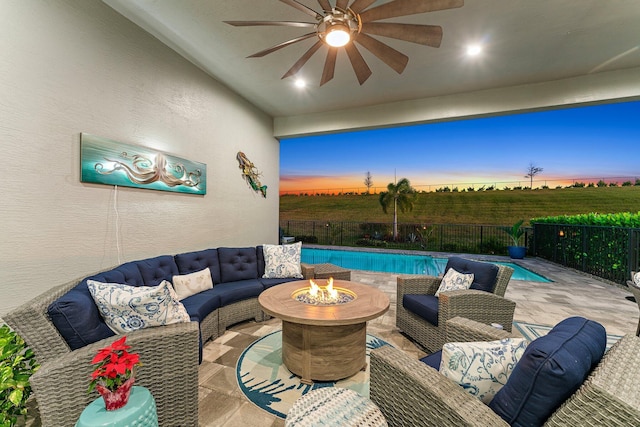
[225,0,464,86]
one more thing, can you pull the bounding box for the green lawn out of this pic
[280,186,640,225]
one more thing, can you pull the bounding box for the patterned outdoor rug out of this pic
[514,321,622,351]
[235,330,390,419]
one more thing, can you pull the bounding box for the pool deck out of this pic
[193,252,639,426]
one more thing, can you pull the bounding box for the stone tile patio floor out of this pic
[197,255,639,426]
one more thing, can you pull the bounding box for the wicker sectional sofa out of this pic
[4,245,313,427]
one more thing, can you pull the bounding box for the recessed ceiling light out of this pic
[294,78,306,88]
[467,44,482,56]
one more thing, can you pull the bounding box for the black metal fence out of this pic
[279,220,532,256]
[280,219,640,285]
[532,223,640,284]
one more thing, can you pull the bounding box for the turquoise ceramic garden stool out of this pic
[76,386,158,427]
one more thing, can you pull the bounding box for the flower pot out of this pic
[96,377,135,411]
[507,246,526,259]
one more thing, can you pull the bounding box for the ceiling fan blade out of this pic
[282,40,324,79]
[354,33,408,74]
[360,0,464,22]
[336,0,349,11]
[247,33,317,58]
[344,43,372,85]
[362,22,443,47]
[320,48,338,86]
[349,0,377,14]
[224,21,316,28]
[317,0,332,12]
[279,0,323,19]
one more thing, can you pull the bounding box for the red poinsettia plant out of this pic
[88,336,141,393]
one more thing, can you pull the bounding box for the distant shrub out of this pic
[355,239,387,247]
[467,187,475,192]
[597,180,607,187]
[295,235,318,243]
[609,182,618,187]
[587,182,595,187]
[622,181,633,187]
[573,182,585,188]
[636,178,640,186]
[541,185,549,189]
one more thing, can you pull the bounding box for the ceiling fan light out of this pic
[325,25,350,47]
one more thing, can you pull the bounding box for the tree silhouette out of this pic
[379,178,417,240]
[364,171,373,194]
[525,162,543,189]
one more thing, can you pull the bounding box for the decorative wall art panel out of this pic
[80,133,206,195]
[237,151,267,198]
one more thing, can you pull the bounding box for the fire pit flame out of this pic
[293,277,356,305]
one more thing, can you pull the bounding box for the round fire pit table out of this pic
[259,279,389,384]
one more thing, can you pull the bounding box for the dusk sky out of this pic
[279,100,639,195]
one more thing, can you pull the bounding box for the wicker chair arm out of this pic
[30,321,199,427]
[397,275,441,297]
[445,317,515,343]
[439,290,517,332]
[300,262,314,279]
[370,345,508,427]
[545,334,640,426]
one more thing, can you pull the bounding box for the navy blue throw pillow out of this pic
[445,257,499,293]
[488,316,606,426]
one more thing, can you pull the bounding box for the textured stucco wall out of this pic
[0,0,278,315]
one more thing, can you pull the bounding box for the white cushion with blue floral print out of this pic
[439,337,528,404]
[87,279,190,334]
[262,241,303,279]
[435,267,474,297]
[634,271,640,286]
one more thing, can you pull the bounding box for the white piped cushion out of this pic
[172,268,214,300]
[87,279,190,334]
[262,241,303,279]
[435,267,474,297]
[440,337,528,404]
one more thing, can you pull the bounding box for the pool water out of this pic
[301,248,551,282]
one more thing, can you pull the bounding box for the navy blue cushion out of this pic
[218,247,258,283]
[256,245,266,278]
[211,280,263,306]
[175,249,222,284]
[489,317,606,426]
[135,255,178,286]
[47,285,115,350]
[180,289,222,322]
[446,257,499,293]
[260,277,299,289]
[403,294,439,326]
[83,261,146,287]
[419,350,442,370]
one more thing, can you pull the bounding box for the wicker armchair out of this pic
[371,318,640,427]
[626,271,640,336]
[396,257,516,353]
[4,277,200,427]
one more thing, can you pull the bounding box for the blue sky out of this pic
[280,100,639,194]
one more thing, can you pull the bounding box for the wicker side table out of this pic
[285,388,387,427]
[312,263,351,280]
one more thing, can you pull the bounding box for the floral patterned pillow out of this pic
[440,338,528,404]
[262,241,303,279]
[435,267,474,297]
[172,267,214,300]
[87,279,190,334]
[634,271,640,286]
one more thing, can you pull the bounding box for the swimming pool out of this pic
[301,248,551,282]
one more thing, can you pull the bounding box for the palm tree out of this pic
[379,178,417,240]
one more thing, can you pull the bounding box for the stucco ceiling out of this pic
[103,0,640,133]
